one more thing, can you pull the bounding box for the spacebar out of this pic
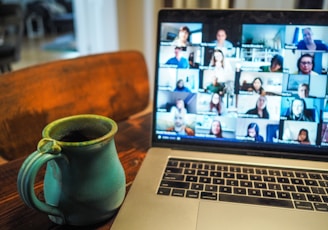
[219,194,294,208]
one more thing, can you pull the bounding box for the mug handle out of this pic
[17,138,68,220]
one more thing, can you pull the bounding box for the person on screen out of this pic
[209,48,233,82]
[213,29,234,57]
[297,83,309,98]
[165,46,189,68]
[245,123,264,142]
[166,112,194,136]
[295,53,318,75]
[174,79,191,93]
[209,119,223,138]
[297,27,328,51]
[260,54,284,72]
[287,98,313,121]
[205,75,225,94]
[248,77,265,95]
[209,93,222,115]
[172,26,190,47]
[246,95,270,119]
[295,128,310,144]
[170,98,187,116]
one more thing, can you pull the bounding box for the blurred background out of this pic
[0,0,327,99]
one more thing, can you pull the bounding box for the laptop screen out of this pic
[152,9,328,160]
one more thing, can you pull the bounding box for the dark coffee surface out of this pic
[59,130,102,142]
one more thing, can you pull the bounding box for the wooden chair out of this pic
[0,50,149,160]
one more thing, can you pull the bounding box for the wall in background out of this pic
[74,0,161,100]
[74,0,119,55]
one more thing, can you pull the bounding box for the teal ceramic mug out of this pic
[17,114,126,226]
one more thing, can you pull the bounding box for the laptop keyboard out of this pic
[157,158,328,212]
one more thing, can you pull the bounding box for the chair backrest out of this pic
[0,50,149,160]
[0,3,24,73]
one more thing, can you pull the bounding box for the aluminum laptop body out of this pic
[112,9,328,230]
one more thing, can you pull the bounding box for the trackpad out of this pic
[196,201,326,230]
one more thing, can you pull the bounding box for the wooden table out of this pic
[0,113,152,230]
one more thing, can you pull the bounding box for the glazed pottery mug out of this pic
[17,114,126,226]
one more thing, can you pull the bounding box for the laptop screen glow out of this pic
[153,10,328,159]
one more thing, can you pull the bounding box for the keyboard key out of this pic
[268,183,281,190]
[223,172,235,179]
[304,179,318,186]
[292,193,306,201]
[291,178,304,185]
[157,187,171,195]
[295,171,308,178]
[282,184,296,191]
[322,196,328,203]
[234,187,247,195]
[167,160,178,167]
[197,170,209,176]
[311,187,325,194]
[282,171,295,177]
[205,185,218,192]
[262,190,277,198]
[163,173,184,181]
[314,203,328,212]
[165,167,183,174]
[254,182,267,189]
[201,192,217,201]
[226,179,239,186]
[172,189,185,197]
[237,173,249,180]
[186,190,199,199]
[319,180,328,187]
[240,180,253,187]
[186,175,197,182]
[256,168,268,175]
[250,175,262,181]
[160,180,190,189]
[248,189,261,196]
[210,171,222,177]
[277,191,291,199]
[220,186,232,194]
[277,177,290,184]
[199,177,211,183]
[297,185,310,193]
[213,178,225,185]
[309,173,321,180]
[191,183,204,191]
[243,167,254,174]
[307,194,322,202]
[264,176,276,182]
[294,201,313,210]
[269,169,281,176]
[220,194,293,208]
[184,169,196,175]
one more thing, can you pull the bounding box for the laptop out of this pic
[112,9,328,230]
